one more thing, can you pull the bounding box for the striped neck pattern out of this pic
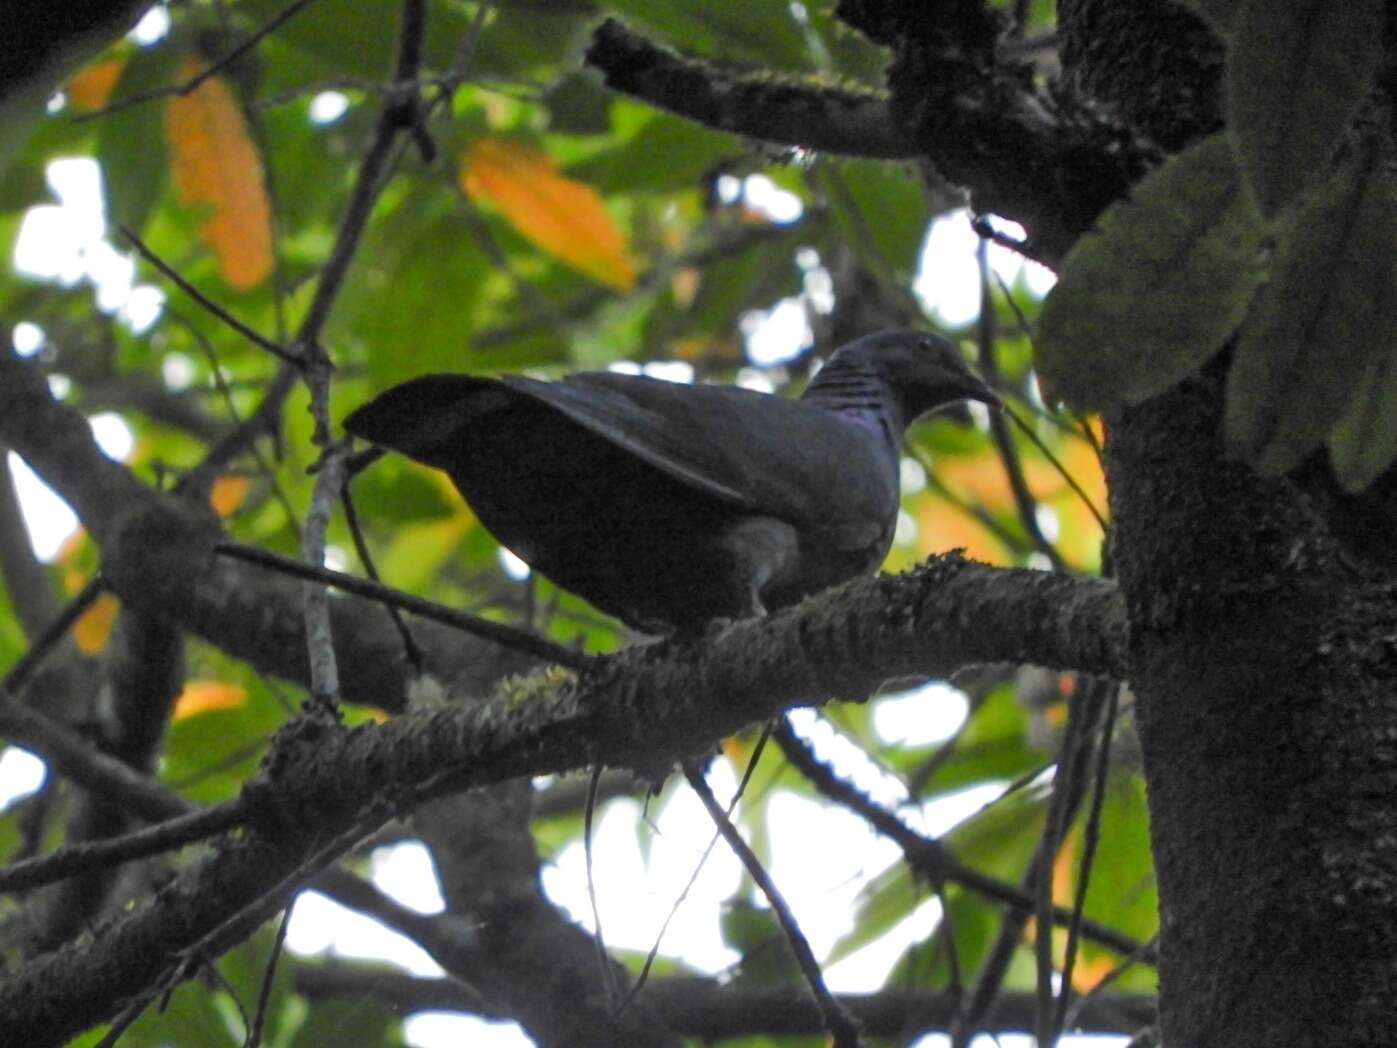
[800,356,902,450]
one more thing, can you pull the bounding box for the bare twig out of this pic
[0,577,103,695]
[0,799,245,893]
[294,0,432,349]
[118,226,296,364]
[583,766,621,1003]
[340,483,423,671]
[215,540,591,670]
[0,696,188,823]
[1065,933,1159,1029]
[684,761,863,1048]
[291,0,436,711]
[95,808,384,1045]
[975,237,1068,571]
[771,720,1146,959]
[77,0,321,120]
[301,441,348,710]
[1032,677,1110,1045]
[248,901,295,1047]
[1051,681,1122,1038]
[622,728,773,1010]
[1004,405,1109,535]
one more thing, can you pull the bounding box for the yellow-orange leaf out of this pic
[461,137,636,290]
[1052,829,1077,907]
[166,56,272,289]
[1071,952,1121,992]
[914,492,1012,566]
[173,680,248,721]
[55,528,89,574]
[67,58,125,112]
[209,474,250,517]
[74,593,120,654]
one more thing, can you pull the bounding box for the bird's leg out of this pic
[717,516,799,620]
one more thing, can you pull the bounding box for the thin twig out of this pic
[340,483,423,671]
[684,761,863,1048]
[1052,681,1121,1039]
[118,226,296,364]
[0,696,188,823]
[247,900,295,1047]
[583,766,621,1003]
[771,721,1146,958]
[290,0,436,710]
[99,807,387,1044]
[164,306,300,525]
[1004,405,1109,535]
[293,0,431,350]
[76,0,321,121]
[976,238,1067,572]
[215,540,590,670]
[1032,678,1109,1045]
[0,577,103,695]
[970,212,1033,261]
[621,728,773,1011]
[0,799,245,893]
[1065,933,1159,1029]
[301,441,348,711]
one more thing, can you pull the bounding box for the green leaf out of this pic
[822,158,930,278]
[291,992,400,1047]
[1227,0,1383,216]
[1077,772,1158,947]
[332,200,492,385]
[1330,341,1397,492]
[0,160,45,213]
[603,0,814,71]
[1224,148,1397,475]
[566,109,738,195]
[1035,134,1266,408]
[96,45,181,232]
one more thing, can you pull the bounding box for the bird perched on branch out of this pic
[344,330,997,635]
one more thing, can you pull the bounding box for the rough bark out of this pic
[1062,1,1397,1041]
[1108,372,1397,1043]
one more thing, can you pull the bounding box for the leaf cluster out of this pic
[1038,0,1397,489]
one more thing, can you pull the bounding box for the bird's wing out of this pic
[342,374,510,471]
[505,372,897,548]
[501,374,755,508]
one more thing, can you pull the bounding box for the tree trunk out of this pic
[1061,2,1397,1040]
[1107,372,1397,1043]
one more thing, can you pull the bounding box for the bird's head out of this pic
[823,330,1000,428]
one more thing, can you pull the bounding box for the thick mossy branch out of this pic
[586,18,918,159]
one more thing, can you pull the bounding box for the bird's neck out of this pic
[801,358,904,450]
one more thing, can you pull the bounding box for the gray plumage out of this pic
[344,330,996,634]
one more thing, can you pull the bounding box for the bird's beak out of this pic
[965,375,1001,410]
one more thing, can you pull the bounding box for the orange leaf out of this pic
[1052,829,1077,907]
[1071,952,1122,992]
[209,475,250,517]
[67,58,126,112]
[173,680,248,721]
[74,593,120,654]
[166,56,273,289]
[461,137,636,290]
[914,492,1013,566]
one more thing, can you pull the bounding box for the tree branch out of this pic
[294,963,1158,1039]
[0,352,535,708]
[585,19,918,159]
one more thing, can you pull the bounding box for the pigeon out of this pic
[344,330,997,634]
